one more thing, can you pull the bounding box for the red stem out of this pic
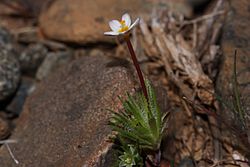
[125,36,148,101]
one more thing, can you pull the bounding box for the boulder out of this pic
[0,55,137,166]
[39,0,157,43]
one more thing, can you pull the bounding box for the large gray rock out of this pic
[0,27,20,101]
[0,55,137,166]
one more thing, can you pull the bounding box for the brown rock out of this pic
[0,0,52,31]
[39,0,159,43]
[218,0,250,92]
[17,0,53,16]
[0,55,137,166]
[0,115,10,140]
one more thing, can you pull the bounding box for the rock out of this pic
[0,115,10,140]
[0,27,12,47]
[216,0,250,153]
[162,0,193,18]
[0,55,137,166]
[0,27,20,101]
[6,77,36,116]
[0,4,32,32]
[39,0,160,43]
[36,50,73,80]
[0,49,20,101]
[187,0,211,11]
[39,0,199,43]
[17,0,54,16]
[19,43,48,76]
[178,157,195,167]
[217,0,250,95]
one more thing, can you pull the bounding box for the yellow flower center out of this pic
[118,20,129,33]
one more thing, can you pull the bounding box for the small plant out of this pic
[109,80,167,151]
[104,13,169,166]
[118,144,143,167]
[109,79,169,166]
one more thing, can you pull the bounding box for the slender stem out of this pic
[233,50,245,123]
[125,36,148,100]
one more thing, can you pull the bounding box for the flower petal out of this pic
[119,31,128,35]
[128,18,140,31]
[122,13,131,27]
[109,20,121,32]
[104,31,119,36]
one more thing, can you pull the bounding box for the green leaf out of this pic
[232,51,246,123]
[108,79,170,153]
[118,144,143,167]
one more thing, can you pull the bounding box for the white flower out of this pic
[104,13,140,36]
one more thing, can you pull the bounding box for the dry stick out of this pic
[125,35,148,101]
[5,144,19,164]
[0,140,17,144]
[182,10,225,26]
[0,140,19,164]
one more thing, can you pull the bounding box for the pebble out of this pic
[36,51,73,80]
[19,43,48,76]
